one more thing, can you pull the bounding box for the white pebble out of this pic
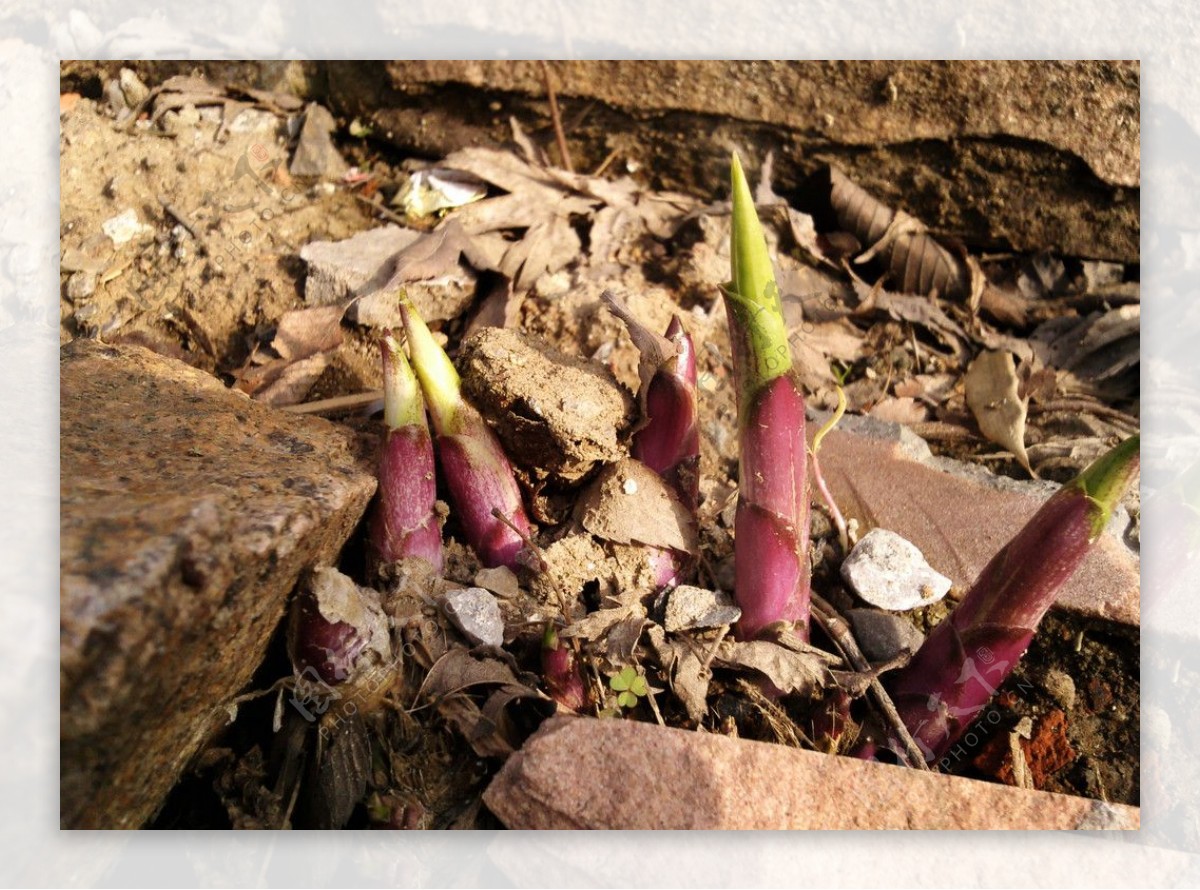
[101,209,151,246]
[441,587,504,648]
[841,528,952,611]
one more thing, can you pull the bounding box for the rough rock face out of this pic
[483,715,1139,830]
[329,60,1139,262]
[60,340,376,828]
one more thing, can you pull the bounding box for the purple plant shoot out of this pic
[368,331,443,574]
[885,434,1140,764]
[399,295,535,570]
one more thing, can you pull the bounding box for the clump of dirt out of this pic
[459,326,637,485]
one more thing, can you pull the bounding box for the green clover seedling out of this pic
[609,666,648,709]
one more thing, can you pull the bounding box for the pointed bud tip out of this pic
[1075,434,1139,537]
[397,291,462,432]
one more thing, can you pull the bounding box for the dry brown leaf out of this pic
[850,276,970,360]
[574,459,699,554]
[440,146,692,293]
[419,647,530,700]
[894,373,956,405]
[385,219,472,283]
[251,353,329,406]
[605,613,648,664]
[560,604,643,642]
[646,625,710,722]
[965,350,1035,476]
[499,214,583,292]
[712,638,833,697]
[272,305,345,362]
[1069,305,1140,380]
[307,717,371,829]
[436,686,553,759]
[827,166,973,304]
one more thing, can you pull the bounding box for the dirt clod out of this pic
[459,327,637,484]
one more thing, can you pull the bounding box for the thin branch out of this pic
[353,192,409,226]
[539,60,573,172]
[810,592,930,770]
[280,389,383,416]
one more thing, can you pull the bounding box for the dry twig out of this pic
[810,593,930,770]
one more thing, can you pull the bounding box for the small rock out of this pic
[441,587,504,647]
[473,566,521,600]
[841,527,952,611]
[663,586,741,632]
[846,608,925,662]
[289,102,349,179]
[104,78,129,117]
[65,271,97,302]
[1043,667,1076,709]
[118,67,149,107]
[228,108,281,134]
[101,208,152,246]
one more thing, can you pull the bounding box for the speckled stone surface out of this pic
[60,340,376,828]
[484,716,1140,830]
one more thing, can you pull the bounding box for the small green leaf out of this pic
[610,666,636,693]
[629,675,648,697]
[617,691,637,709]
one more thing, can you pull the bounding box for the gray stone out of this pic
[484,716,1140,829]
[65,271,96,301]
[441,587,504,648]
[301,224,418,306]
[663,585,741,632]
[458,327,636,485]
[841,528,952,611]
[846,608,925,663]
[299,225,477,326]
[117,67,149,107]
[288,102,348,179]
[101,208,151,246]
[60,340,376,828]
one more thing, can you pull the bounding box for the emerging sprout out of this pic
[885,435,1140,763]
[723,154,812,640]
[399,295,536,570]
[368,331,443,573]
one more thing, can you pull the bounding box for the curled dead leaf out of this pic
[965,350,1035,477]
